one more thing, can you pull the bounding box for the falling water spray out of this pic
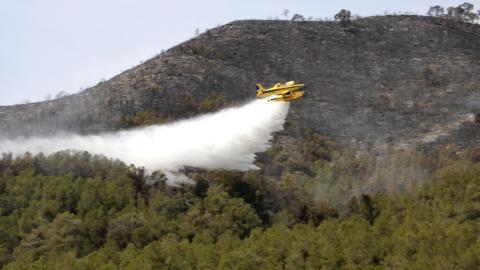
[0,98,289,184]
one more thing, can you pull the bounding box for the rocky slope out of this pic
[1,15,480,152]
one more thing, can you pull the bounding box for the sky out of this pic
[0,0,477,106]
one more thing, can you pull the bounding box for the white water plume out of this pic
[0,98,289,184]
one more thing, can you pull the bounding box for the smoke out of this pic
[0,98,289,184]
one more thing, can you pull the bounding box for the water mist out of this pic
[0,98,289,184]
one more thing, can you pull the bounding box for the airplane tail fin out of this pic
[256,84,264,94]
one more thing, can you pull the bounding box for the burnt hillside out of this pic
[1,15,480,152]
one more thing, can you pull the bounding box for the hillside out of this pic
[1,15,480,153]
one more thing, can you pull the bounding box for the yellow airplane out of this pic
[256,81,306,102]
[256,81,305,97]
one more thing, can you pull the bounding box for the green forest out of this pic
[2,115,480,269]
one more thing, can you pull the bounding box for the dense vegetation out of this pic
[2,122,480,269]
